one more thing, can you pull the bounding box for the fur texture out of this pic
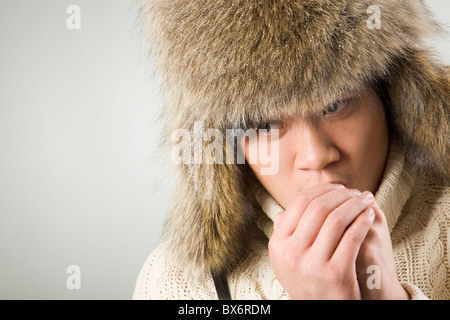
[141,0,449,276]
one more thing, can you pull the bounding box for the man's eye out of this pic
[323,99,350,115]
[255,121,286,133]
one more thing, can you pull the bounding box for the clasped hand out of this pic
[268,183,409,300]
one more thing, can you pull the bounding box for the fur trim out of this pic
[387,52,449,179]
[141,0,449,275]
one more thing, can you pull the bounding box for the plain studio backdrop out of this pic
[0,0,449,299]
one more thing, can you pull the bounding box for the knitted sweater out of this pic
[133,141,450,299]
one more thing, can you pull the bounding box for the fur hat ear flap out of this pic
[164,131,258,276]
[385,51,450,182]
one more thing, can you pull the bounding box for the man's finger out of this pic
[273,183,345,238]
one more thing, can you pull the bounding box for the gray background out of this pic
[0,0,449,299]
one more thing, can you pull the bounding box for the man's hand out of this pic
[355,201,409,300]
[268,183,376,299]
[268,183,409,300]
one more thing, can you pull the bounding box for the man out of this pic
[134,0,449,299]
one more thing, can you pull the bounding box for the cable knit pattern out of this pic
[133,140,449,299]
[133,242,218,299]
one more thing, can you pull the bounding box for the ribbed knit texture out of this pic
[133,140,449,299]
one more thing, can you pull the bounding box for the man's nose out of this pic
[291,122,340,171]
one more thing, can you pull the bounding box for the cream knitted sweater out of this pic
[133,141,450,300]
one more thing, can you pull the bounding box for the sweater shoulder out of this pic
[397,174,450,236]
[411,174,449,219]
[392,175,450,299]
[133,242,217,300]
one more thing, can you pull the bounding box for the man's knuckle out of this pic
[268,237,281,255]
[356,214,374,230]
[324,264,344,285]
[299,257,319,277]
[281,248,300,269]
[309,199,329,213]
[326,211,345,227]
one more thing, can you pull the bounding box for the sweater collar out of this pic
[253,139,417,239]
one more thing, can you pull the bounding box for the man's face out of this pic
[242,85,389,209]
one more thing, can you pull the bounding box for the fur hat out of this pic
[141,0,449,276]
